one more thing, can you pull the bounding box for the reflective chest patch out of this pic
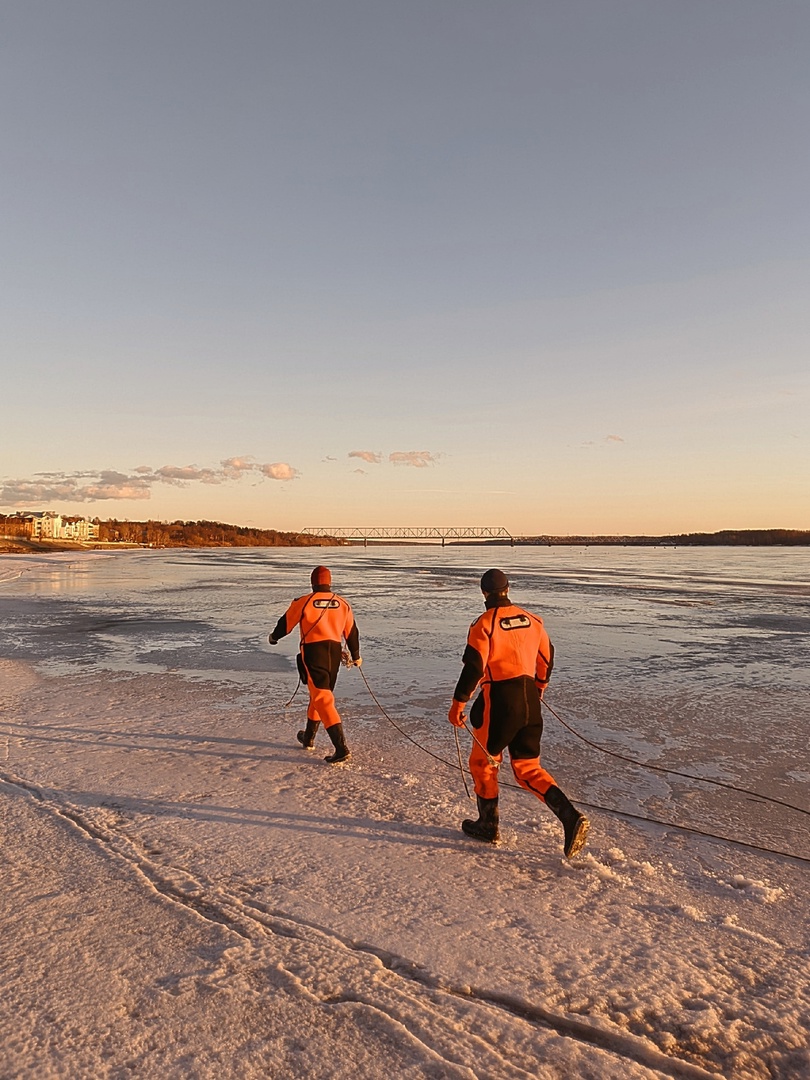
[499,614,532,631]
[313,598,341,609]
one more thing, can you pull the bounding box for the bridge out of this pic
[300,526,515,547]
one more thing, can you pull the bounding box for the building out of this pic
[0,512,100,541]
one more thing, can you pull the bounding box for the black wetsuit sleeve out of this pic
[345,621,360,661]
[453,644,485,702]
[269,614,290,642]
[535,641,555,691]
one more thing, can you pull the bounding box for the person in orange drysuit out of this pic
[268,566,361,763]
[448,568,589,858]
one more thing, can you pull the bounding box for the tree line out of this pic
[3,516,808,548]
[96,519,340,547]
[662,529,810,546]
[516,529,810,546]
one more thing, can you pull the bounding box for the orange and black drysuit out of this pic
[270,588,360,729]
[452,594,558,802]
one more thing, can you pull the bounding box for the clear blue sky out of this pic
[2,1,808,535]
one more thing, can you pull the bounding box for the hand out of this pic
[448,700,466,727]
[268,635,278,645]
[352,656,362,668]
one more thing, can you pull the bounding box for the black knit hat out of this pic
[480,568,509,594]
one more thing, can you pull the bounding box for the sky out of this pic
[1,0,809,536]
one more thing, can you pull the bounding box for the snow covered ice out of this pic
[1,547,809,1078]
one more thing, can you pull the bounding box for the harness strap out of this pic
[299,592,337,645]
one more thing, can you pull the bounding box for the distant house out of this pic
[0,511,99,541]
[0,513,34,537]
[60,515,100,541]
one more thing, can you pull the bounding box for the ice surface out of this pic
[1,547,808,1078]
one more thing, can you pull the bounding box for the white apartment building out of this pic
[7,512,100,541]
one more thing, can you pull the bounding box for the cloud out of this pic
[219,457,299,481]
[0,472,152,504]
[349,450,382,464]
[154,465,222,485]
[389,451,438,468]
[220,456,256,478]
[82,471,154,500]
[578,436,624,449]
[260,462,299,481]
[343,450,441,469]
[0,455,301,508]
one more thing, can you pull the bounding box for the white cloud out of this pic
[0,471,152,504]
[154,465,222,485]
[1,454,301,508]
[389,451,438,468]
[221,457,299,481]
[260,462,299,481]
[349,450,382,464]
[82,471,153,500]
[220,456,256,478]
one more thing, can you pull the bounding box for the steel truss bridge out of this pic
[301,526,514,546]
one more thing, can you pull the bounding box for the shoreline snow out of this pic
[2,656,808,1079]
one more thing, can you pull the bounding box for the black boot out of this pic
[324,723,351,764]
[544,785,590,859]
[462,795,500,843]
[296,719,320,749]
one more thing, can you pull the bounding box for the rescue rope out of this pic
[462,719,500,767]
[576,799,810,867]
[357,666,471,773]
[540,698,810,819]
[454,727,472,800]
[283,679,301,709]
[350,667,810,865]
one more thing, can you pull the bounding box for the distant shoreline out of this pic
[505,528,810,547]
[0,539,146,554]
[2,527,809,554]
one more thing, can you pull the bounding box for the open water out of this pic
[2,545,809,856]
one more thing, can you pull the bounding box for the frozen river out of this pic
[2,544,809,1078]
[2,544,808,857]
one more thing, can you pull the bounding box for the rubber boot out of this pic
[462,795,500,843]
[544,785,590,859]
[296,719,320,750]
[324,723,351,764]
